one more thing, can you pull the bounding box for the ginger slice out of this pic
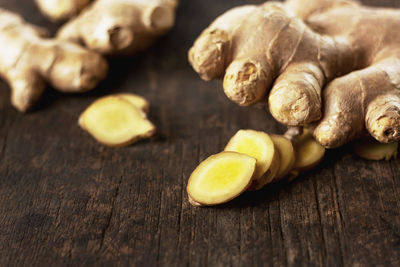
[187,151,256,206]
[353,138,398,160]
[224,130,280,190]
[270,134,295,181]
[79,96,155,147]
[292,130,325,172]
[116,93,150,114]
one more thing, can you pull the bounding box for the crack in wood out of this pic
[312,178,327,265]
[98,176,122,251]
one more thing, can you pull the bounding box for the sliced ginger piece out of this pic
[116,93,150,114]
[187,151,256,206]
[224,130,280,190]
[292,130,325,172]
[79,96,155,147]
[270,134,295,181]
[353,138,398,160]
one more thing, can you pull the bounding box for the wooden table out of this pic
[0,0,399,266]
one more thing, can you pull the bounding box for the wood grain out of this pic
[0,0,399,266]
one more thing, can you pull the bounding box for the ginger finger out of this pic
[224,130,280,190]
[365,91,400,144]
[269,63,325,126]
[186,151,256,206]
[79,96,155,147]
[57,0,178,55]
[188,5,255,81]
[314,57,400,148]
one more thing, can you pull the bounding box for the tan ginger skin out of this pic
[0,8,108,112]
[189,0,400,148]
[56,0,178,55]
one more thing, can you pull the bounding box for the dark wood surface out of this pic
[0,0,399,266]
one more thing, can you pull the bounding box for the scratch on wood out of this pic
[332,167,346,265]
[277,195,289,266]
[53,190,64,230]
[99,176,122,251]
[0,115,15,161]
[312,179,327,265]
[156,169,164,265]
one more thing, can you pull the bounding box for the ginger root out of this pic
[187,151,256,206]
[35,0,91,21]
[189,0,400,148]
[56,0,178,55]
[353,138,398,161]
[0,8,108,112]
[224,130,280,190]
[79,94,155,147]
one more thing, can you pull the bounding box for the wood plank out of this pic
[0,0,399,266]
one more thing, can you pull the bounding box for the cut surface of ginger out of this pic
[225,129,280,190]
[187,151,256,206]
[79,96,155,147]
[270,134,295,181]
[116,93,150,113]
[353,138,398,160]
[293,130,325,172]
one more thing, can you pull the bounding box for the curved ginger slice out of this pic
[270,134,295,181]
[224,130,280,190]
[79,96,155,147]
[187,151,256,206]
[353,138,398,160]
[292,130,325,172]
